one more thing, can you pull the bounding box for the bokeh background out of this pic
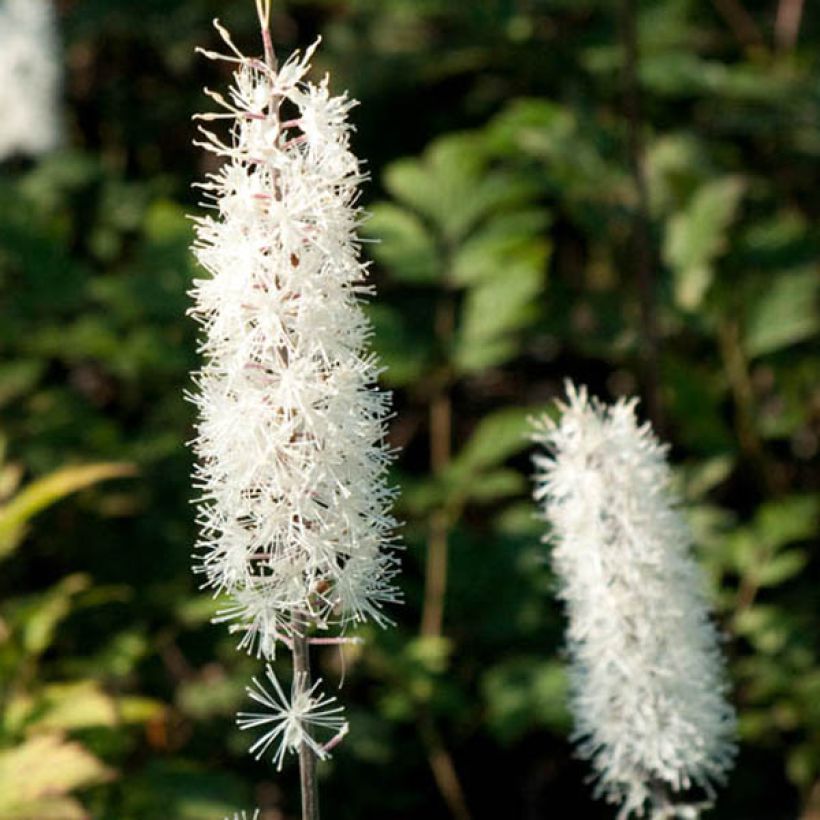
[1,1,818,818]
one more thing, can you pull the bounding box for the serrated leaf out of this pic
[744,267,820,357]
[384,133,540,242]
[454,248,545,372]
[365,203,440,284]
[384,136,482,227]
[450,209,550,286]
[663,176,745,310]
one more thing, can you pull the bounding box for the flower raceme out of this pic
[531,384,736,819]
[188,17,401,775]
[188,23,400,660]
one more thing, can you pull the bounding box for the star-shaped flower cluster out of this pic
[238,667,348,771]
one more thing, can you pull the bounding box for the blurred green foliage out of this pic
[0,0,817,818]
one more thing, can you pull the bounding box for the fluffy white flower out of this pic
[237,666,348,771]
[531,383,736,819]
[0,0,61,160]
[189,24,400,659]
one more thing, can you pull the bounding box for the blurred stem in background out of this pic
[775,0,805,51]
[717,318,784,497]
[419,295,472,819]
[421,296,455,639]
[712,0,765,48]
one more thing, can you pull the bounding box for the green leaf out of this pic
[680,455,734,501]
[26,681,118,733]
[756,550,808,587]
[663,176,745,310]
[366,303,434,386]
[119,761,248,820]
[744,267,820,357]
[0,796,87,819]
[733,605,792,655]
[0,361,45,410]
[365,203,440,284]
[482,658,570,744]
[461,469,527,503]
[143,199,191,243]
[454,244,547,372]
[753,495,819,550]
[450,209,550,286]
[17,574,92,657]
[449,407,537,478]
[0,462,136,560]
[384,133,540,242]
[177,677,244,720]
[646,132,712,216]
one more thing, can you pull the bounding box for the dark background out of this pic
[0,1,818,818]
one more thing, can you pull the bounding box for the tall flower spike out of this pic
[531,383,736,820]
[237,666,348,771]
[188,21,401,661]
[0,0,61,160]
[225,812,260,820]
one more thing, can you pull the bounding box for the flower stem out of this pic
[292,615,320,820]
[419,711,472,820]
[420,297,455,638]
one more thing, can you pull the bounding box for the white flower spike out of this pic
[237,666,348,771]
[0,0,61,160]
[531,383,736,820]
[188,19,401,661]
[225,811,260,820]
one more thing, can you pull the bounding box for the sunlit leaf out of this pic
[663,176,744,310]
[744,267,820,357]
[365,203,440,284]
[0,462,136,560]
[0,734,113,815]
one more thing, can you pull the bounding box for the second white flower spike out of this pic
[531,383,736,819]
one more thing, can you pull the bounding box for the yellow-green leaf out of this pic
[0,734,114,813]
[0,462,136,560]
